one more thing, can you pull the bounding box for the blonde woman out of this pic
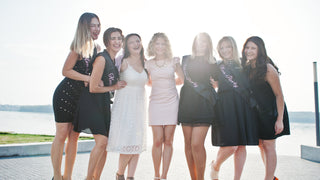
[178,33,218,180]
[145,33,184,180]
[51,12,101,180]
[210,36,259,180]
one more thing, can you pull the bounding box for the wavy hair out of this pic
[241,36,279,81]
[147,33,173,59]
[217,36,240,65]
[70,12,99,58]
[192,32,216,64]
[123,33,146,69]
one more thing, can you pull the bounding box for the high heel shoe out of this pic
[273,177,279,180]
[210,160,219,180]
[116,173,125,180]
[126,177,134,180]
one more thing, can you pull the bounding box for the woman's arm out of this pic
[89,56,126,93]
[62,51,90,82]
[174,57,184,85]
[266,63,284,135]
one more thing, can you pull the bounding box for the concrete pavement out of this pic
[0,144,319,180]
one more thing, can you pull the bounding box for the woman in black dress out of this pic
[51,12,101,180]
[210,36,259,180]
[178,32,218,180]
[73,27,126,179]
[241,36,290,180]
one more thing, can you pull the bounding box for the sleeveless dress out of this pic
[73,50,119,137]
[52,48,96,123]
[178,55,218,126]
[250,79,290,140]
[107,61,148,154]
[145,58,179,126]
[211,60,259,146]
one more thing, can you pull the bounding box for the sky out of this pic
[0,0,320,112]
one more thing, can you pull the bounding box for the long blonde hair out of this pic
[217,36,240,65]
[191,32,216,64]
[147,32,173,59]
[70,12,99,58]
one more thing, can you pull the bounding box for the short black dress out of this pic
[211,60,259,146]
[73,50,119,137]
[250,80,290,140]
[178,55,218,126]
[52,49,96,123]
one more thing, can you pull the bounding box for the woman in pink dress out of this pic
[145,33,184,180]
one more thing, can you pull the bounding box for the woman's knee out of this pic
[260,140,276,152]
[191,141,204,152]
[153,136,164,147]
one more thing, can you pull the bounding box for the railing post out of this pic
[313,62,320,146]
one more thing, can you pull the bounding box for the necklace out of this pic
[154,59,166,68]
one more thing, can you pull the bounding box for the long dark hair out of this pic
[241,36,279,81]
[123,33,146,69]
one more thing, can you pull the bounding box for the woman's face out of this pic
[89,17,100,40]
[219,41,233,60]
[154,37,166,57]
[108,31,123,53]
[244,41,258,61]
[195,36,208,56]
[127,35,142,55]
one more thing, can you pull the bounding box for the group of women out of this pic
[51,12,290,180]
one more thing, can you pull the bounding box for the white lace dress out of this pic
[107,63,148,154]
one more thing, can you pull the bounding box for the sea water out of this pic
[0,111,317,157]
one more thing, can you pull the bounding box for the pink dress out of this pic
[145,58,179,126]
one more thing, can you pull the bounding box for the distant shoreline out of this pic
[0,104,53,113]
[0,105,317,123]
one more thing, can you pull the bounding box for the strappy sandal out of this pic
[154,177,160,180]
[116,173,125,180]
[210,160,219,180]
[126,177,134,180]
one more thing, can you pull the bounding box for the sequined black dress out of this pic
[73,50,119,137]
[52,49,96,123]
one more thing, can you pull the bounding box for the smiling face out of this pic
[195,35,208,56]
[89,17,100,40]
[244,41,258,62]
[108,31,123,53]
[219,40,233,60]
[127,35,142,55]
[153,37,166,57]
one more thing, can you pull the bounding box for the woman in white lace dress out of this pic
[107,33,148,180]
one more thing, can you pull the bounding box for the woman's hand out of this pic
[98,80,104,87]
[114,80,127,90]
[275,119,284,135]
[210,76,218,89]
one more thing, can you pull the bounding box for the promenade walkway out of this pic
[0,145,319,180]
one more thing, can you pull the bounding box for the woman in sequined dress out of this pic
[51,12,101,180]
